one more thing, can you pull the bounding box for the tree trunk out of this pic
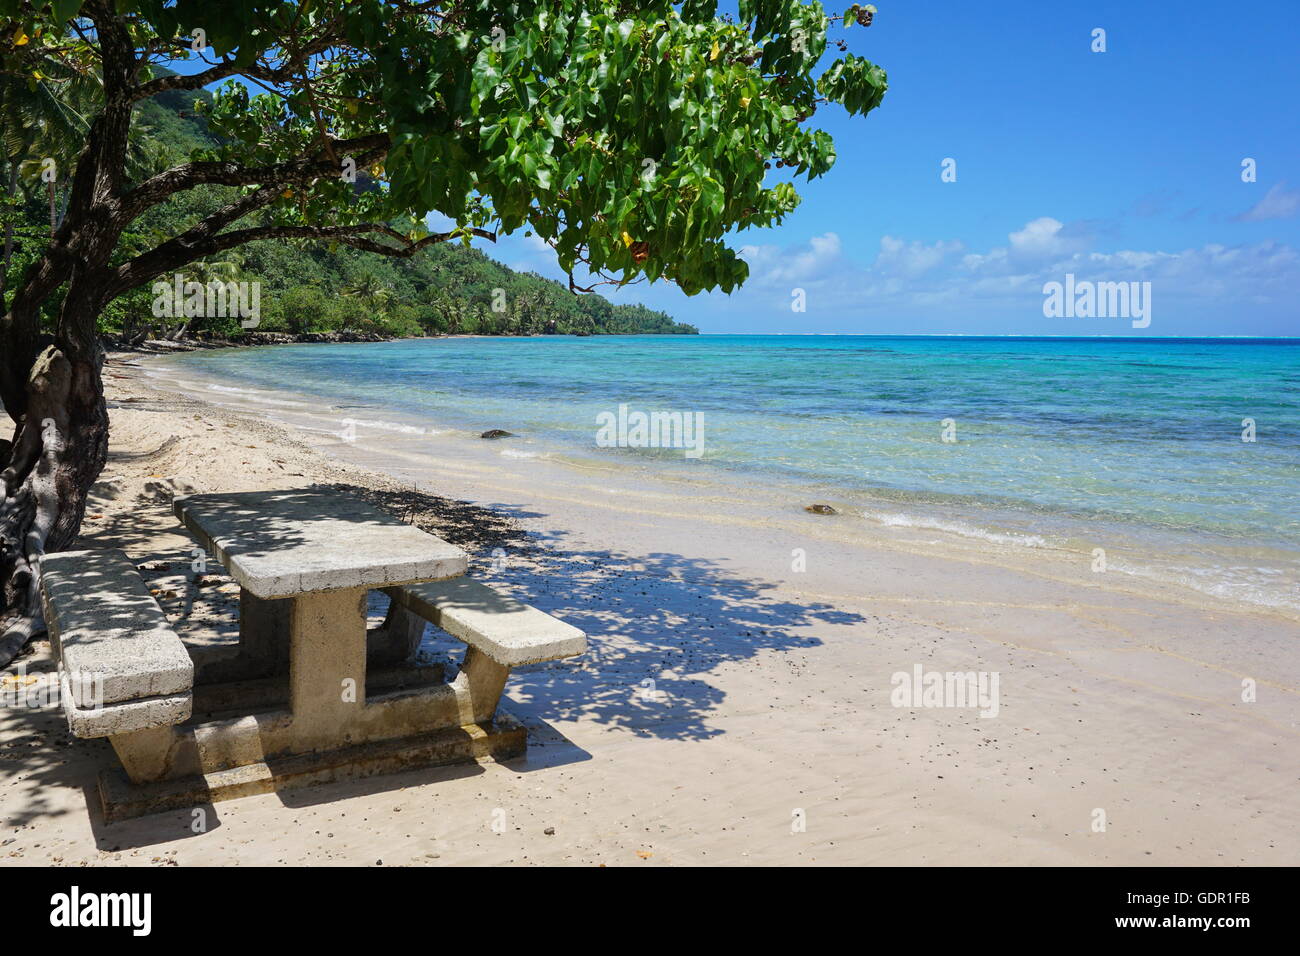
[57,183,72,232]
[0,316,109,667]
[0,2,176,665]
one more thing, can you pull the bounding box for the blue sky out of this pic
[180,1,1300,335]
[489,0,1300,335]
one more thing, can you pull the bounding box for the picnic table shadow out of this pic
[2,483,864,843]
[413,511,866,760]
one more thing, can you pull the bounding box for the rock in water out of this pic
[805,503,838,515]
[480,429,515,439]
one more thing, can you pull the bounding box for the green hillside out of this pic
[1,79,697,340]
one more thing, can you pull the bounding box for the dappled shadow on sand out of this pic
[484,540,859,742]
[339,483,865,741]
[348,487,866,742]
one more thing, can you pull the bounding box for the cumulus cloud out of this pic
[874,236,965,277]
[425,211,457,232]
[1234,182,1300,222]
[448,210,1300,332]
[1008,217,1076,257]
[738,231,843,285]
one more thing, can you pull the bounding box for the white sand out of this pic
[0,351,1295,866]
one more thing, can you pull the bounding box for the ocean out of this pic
[145,334,1300,614]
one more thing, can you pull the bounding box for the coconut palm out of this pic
[340,270,395,318]
[0,44,97,302]
[170,258,242,340]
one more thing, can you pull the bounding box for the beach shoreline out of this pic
[0,351,1295,866]
[140,339,1300,623]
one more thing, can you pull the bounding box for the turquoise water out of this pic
[152,335,1299,607]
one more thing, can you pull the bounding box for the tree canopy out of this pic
[4,76,702,339]
[3,0,887,313]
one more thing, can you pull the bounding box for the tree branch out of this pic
[130,31,341,102]
[132,58,250,102]
[113,133,391,224]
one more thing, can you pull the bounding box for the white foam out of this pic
[205,382,256,394]
[865,511,1050,548]
[1111,560,1300,613]
[339,417,440,436]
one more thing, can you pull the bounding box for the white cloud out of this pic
[738,231,842,284]
[444,213,1300,332]
[425,211,457,232]
[1008,216,1072,257]
[1234,182,1300,222]
[875,236,965,277]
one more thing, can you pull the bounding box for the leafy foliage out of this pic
[1,0,887,328]
[3,74,697,336]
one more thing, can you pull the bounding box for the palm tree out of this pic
[516,289,544,335]
[474,302,497,335]
[170,258,241,340]
[341,270,395,319]
[0,45,97,304]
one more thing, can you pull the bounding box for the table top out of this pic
[174,489,468,599]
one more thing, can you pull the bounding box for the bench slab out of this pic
[40,549,194,706]
[387,578,586,667]
[63,681,192,739]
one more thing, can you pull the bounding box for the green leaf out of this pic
[51,0,82,22]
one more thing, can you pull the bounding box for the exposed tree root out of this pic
[0,346,94,667]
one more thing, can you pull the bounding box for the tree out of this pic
[159,255,239,339]
[0,39,96,300]
[279,284,327,335]
[0,0,887,662]
[340,267,394,319]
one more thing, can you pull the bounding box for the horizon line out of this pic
[690,332,1300,339]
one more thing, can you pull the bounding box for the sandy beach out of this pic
[0,348,1295,867]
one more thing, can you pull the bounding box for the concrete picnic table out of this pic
[38,486,590,822]
[38,487,584,820]
[173,488,468,745]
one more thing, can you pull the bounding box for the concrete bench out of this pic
[39,549,193,739]
[383,577,585,728]
[384,577,586,667]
